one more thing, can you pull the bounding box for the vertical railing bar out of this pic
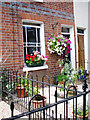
[46,108,47,119]
[35,102,36,118]
[52,110,54,119]
[31,75,33,96]
[66,100,68,120]
[60,114,62,120]
[42,77,44,96]
[48,77,50,119]
[36,75,38,108]
[82,78,88,120]
[19,73,21,99]
[23,73,26,108]
[8,70,9,100]
[13,71,15,95]
[10,71,12,95]
[25,73,27,109]
[10,101,14,117]
[27,79,29,110]
[29,100,31,120]
[64,81,66,120]
[75,91,77,120]
[55,78,57,119]
[2,70,5,100]
[43,96,45,120]
[73,88,74,120]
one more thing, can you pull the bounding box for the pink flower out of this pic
[67,47,69,49]
[33,51,40,55]
[53,35,55,37]
[67,50,70,53]
[58,38,61,43]
[61,40,64,43]
[68,40,71,44]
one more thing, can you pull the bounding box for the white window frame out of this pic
[32,0,43,2]
[61,25,75,69]
[23,25,41,55]
[22,20,48,71]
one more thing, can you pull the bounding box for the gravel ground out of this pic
[0,83,89,119]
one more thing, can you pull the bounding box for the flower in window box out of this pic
[47,34,72,58]
[25,51,47,67]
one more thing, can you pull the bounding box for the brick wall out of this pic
[1,2,75,83]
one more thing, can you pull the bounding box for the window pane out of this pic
[37,28,40,43]
[62,34,70,62]
[38,47,41,53]
[27,27,36,42]
[61,27,69,33]
[24,47,26,62]
[77,29,84,34]
[23,26,26,42]
[27,47,36,55]
[62,34,70,39]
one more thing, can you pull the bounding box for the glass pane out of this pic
[61,27,69,33]
[38,47,41,53]
[62,34,70,39]
[23,26,26,42]
[77,29,84,34]
[24,47,26,61]
[27,47,36,55]
[27,27,36,42]
[37,28,40,43]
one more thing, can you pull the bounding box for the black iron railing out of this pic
[0,70,90,120]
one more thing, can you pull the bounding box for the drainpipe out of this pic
[73,0,78,69]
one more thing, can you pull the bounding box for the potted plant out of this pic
[78,68,87,80]
[25,51,47,67]
[73,104,88,119]
[16,76,38,98]
[30,94,47,109]
[55,61,78,95]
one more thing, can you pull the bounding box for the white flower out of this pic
[53,40,55,42]
[49,42,52,45]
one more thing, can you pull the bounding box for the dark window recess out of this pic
[23,25,41,59]
[77,29,84,34]
[62,34,70,39]
[23,22,40,26]
[61,27,70,33]
[62,34,71,62]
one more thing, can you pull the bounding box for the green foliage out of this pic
[57,60,78,83]
[16,76,38,97]
[74,105,88,116]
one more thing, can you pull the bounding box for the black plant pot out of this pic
[26,61,44,67]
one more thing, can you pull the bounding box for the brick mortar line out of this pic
[2,3,74,20]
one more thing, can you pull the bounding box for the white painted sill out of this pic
[23,65,48,72]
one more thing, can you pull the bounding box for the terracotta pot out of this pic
[31,96,47,109]
[17,87,28,98]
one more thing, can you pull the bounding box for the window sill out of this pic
[23,65,48,71]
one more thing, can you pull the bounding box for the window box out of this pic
[26,60,44,67]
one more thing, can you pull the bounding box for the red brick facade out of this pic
[0,2,75,83]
